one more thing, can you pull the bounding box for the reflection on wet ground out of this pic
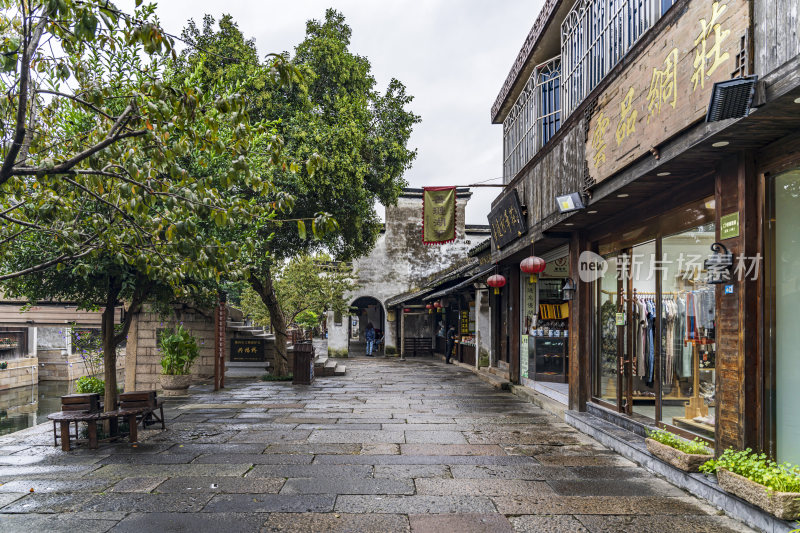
[0,380,76,437]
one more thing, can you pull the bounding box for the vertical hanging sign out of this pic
[422,187,456,244]
[214,297,227,390]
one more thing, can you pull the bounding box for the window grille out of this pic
[560,0,661,120]
[503,56,561,181]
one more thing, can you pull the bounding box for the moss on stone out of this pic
[327,348,349,358]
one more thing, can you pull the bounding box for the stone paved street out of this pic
[0,358,753,532]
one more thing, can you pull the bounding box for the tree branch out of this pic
[0,241,98,281]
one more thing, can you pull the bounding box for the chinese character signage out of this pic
[230,338,266,362]
[423,187,456,244]
[488,189,527,249]
[586,0,749,184]
[720,212,739,239]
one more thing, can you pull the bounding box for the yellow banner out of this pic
[423,187,456,244]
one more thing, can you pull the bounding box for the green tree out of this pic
[0,1,292,280]
[238,254,358,331]
[174,11,418,375]
[0,3,295,406]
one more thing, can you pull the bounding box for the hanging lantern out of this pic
[487,274,506,295]
[426,303,433,314]
[520,256,547,284]
[434,301,443,312]
[562,278,576,301]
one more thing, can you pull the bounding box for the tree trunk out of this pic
[250,268,290,377]
[102,278,122,413]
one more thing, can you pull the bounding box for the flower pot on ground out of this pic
[158,324,200,397]
[645,429,713,472]
[700,448,800,520]
[646,437,713,472]
[717,468,800,520]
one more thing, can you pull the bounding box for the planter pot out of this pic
[159,374,192,397]
[717,468,800,520]
[645,438,713,472]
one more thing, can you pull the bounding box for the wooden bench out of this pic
[119,391,165,430]
[48,391,165,451]
[47,407,149,451]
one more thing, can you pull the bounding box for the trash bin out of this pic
[292,341,315,385]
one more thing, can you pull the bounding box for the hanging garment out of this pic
[646,299,656,385]
[634,298,647,378]
[663,299,676,385]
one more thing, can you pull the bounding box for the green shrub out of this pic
[261,373,293,382]
[647,428,712,455]
[75,376,105,395]
[700,448,800,493]
[158,324,200,375]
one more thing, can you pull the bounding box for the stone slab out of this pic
[109,477,168,493]
[262,512,410,532]
[110,512,266,533]
[401,444,507,456]
[449,464,576,480]
[0,478,113,493]
[203,493,335,513]
[415,478,555,497]
[403,431,467,444]
[0,513,118,533]
[192,453,314,465]
[374,465,452,479]
[155,476,284,494]
[308,430,405,444]
[226,430,311,444]
[88,464,251,478]
[78,492,212,513]
[490,495,708,515]
[314,454,538,466]
[361,443,400,455]
[334,495,498,514]
[0,492,93,513]
[547,478,686,497]
[281,477,414,495]
[163,443,268,454]
[575,514,756,532]
[247,464,373,479]
[509,515,589,533]
[408,513,513,533]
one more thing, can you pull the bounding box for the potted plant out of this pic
[645,428,713,472]
[158,324,200,397]
[700,448,800,520]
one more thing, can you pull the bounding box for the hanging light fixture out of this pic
[520,255,546,284]
[487,274,506,295]
[426,303,433,314]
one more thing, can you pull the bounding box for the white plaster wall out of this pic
[326,311,348,356]
[344,190,490,354]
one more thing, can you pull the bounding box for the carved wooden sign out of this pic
[488,189,527,249]
[585,0,750,185]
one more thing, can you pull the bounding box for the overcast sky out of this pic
[121,0,545,224]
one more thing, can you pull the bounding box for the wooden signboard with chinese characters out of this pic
[488,189,527,249]
[586,0,750,184]
[230,338,266,362]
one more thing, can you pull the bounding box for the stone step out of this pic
[334,364,346,376]
[314,356,329,368]
[323,360,337,377]
[227,321,246,327]
[226,361,270,368]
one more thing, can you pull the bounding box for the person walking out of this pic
[365,322,375,357]
[446,325,456,364]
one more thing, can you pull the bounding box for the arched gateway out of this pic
[348,296,385,356]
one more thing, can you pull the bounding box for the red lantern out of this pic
[487,274,506,295]
[426,303,433,314]
[520,256,546,283]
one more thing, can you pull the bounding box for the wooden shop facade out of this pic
[488,0,800,461]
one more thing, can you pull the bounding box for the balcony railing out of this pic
[561,0,663,120]
[503,56,561,181]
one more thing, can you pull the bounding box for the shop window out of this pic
[767,169,800,464]
[592,197,716,443]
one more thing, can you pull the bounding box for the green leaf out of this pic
[297,220,306,240]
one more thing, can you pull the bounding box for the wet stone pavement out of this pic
[0,357,752,532]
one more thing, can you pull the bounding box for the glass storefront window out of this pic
[770,169,800,464]
[660,223,716,440]
[592,196,716,443]
[595,255,619,403]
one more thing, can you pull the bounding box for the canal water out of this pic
[0,380,78,437]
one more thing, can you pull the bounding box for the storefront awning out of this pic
[423,263,494,301]
[384,287,433,308]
